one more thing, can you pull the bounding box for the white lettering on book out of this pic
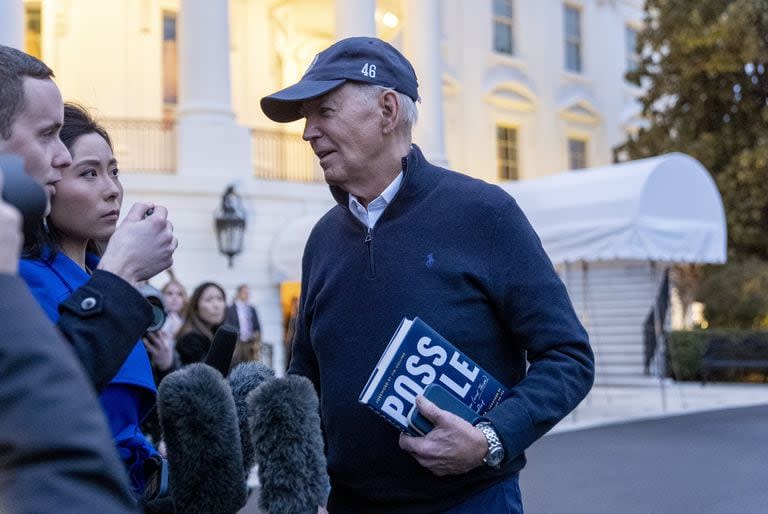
[382,396,408,427]
[379,335,482,427]
[416,336,447,365]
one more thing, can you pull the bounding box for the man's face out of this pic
[237,286,249,302]
[0,77,70,212]
[301,84,386,191]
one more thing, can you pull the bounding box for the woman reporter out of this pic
[19,103,159,496]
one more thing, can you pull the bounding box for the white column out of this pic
[176,0,251,178]
[403,0,448,166]
[335,0,376,40]
[0,0,24,49]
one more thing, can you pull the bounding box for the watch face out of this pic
[486,448,504,467]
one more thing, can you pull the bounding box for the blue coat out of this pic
[20,249,158,494]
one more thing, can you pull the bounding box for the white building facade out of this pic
[2,0,646,372]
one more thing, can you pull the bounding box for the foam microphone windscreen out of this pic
[158,363,247,514]
[247,375,329,514]
[204,325,239,377]
[228,361,275,473]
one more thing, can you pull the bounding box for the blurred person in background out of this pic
[225,283,262,366]
[160,274,187,348]
[176,281,227,365]
[19,103,160,495]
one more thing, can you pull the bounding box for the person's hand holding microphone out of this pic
[98,203,178,287]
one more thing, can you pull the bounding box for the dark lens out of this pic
[146,297,166,332]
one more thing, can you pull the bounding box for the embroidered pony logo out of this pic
[425,253,435,269]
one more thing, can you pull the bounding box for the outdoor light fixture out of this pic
[214,185,246,268]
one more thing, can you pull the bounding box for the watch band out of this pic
[475,421,504,467]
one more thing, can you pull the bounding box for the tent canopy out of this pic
[499,152,727,264]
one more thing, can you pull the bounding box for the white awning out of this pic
[499,153,727,264]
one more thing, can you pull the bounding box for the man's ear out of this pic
[379,90,399,134]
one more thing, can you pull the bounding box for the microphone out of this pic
[205,325,239,377]
[157,363,248,514]
[247,375,329,514]
[228,361,275,473]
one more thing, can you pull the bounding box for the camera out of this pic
[0,154,47,240]
[136,283,167,332]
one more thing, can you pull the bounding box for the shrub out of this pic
[667,329,768,382]
[666,330,709,381]
[695,258,768,329]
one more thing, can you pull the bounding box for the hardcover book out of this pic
[358,317,507,435]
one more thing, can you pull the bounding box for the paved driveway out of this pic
[521,405,768,514]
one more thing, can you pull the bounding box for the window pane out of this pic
[566,43,581,72]
[24,6,42,59]
[564,6,582,72]
[497,126,519,180]
[493,0,513,18]
[565,7,581,38]
[163,13,178,105]
[568,139,587,170]
[626,27,639,76]
[493,22,514,54]
[163,14,176,41]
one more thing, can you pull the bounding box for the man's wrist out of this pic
[474,421,504,468]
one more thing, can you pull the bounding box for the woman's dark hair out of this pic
[177,282,227,341]
[60,102,113,152]
[23,103,113,260]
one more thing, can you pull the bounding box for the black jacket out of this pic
[56,270,153,392]
[0,274,138,512]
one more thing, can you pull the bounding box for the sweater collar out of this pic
[329,143,440,208]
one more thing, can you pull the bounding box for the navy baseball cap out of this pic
[260,37,419,123]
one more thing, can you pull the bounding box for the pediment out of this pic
[557,85,601,124]
[484,65,538,112]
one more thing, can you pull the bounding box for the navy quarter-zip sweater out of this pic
[290,145,594,513]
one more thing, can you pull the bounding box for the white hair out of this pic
[360,84,418,134]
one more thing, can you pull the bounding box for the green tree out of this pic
[617,0,768,260]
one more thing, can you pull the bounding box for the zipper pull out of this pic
[364,228,372,243]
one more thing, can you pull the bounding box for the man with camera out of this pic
[0,167,139,512]
[0,44,178,392]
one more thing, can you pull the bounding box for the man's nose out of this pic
[52,140,72,171]
[303,117,320,141]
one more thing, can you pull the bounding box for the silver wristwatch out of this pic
[475,421,504,468]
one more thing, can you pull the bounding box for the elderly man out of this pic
[261,37,594,513]
[0,44,177,392]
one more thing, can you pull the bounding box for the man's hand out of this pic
[398,394,488,476]
[97,203,177,286]
[0,171,23,274]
